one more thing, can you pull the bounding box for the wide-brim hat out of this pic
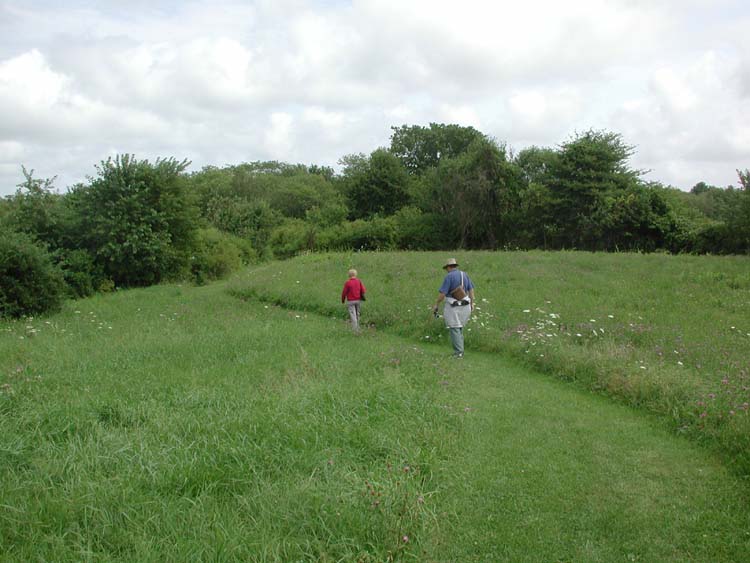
[443,258,459,269]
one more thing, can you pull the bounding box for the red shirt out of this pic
[342,278,366,302]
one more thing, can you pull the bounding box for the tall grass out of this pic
[1,263,749,561]
[228,250,750,474]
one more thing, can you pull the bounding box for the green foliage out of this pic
[269,218,316,259]
[204,196,279,254]
[514,145,559,186]
[389,122,486,175]
[190,228,254,285]
[69,155,197,287]
[318,216,397,251]
[390,206,444,250]
[422,137,521,248]
[2,168,73,250]
[548,130,642,247]
[0,229,65,318]
[55,248,103,298]
[514,181,557,248]
[341,148,410,219]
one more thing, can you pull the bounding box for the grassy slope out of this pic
[0,271,749,561]
[228,250,750,474]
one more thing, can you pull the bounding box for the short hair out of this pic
[348,269,357,278]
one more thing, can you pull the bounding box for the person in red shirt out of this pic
[341,268,366,333]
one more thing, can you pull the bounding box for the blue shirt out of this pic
[439,269,475,295]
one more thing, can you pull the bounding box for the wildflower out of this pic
[700,412,707,418]
[678,361,684,366]
[576,333,582,337]
[402,535,409,543]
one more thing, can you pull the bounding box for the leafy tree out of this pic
[422,137,521,248]
[547,130,641,248]
[514,181,557,249]
[3,167,73,250]
[340,148,410,219]
[307,164,335,181]
[389,123,486,175]
[593,186,674,251]
[724,168,750,253]
[514,146,559,186]
[69,155,197,287]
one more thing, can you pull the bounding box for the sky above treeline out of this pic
[1,0,749,196]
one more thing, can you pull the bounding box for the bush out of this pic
[0,229,65,318]
[55,249,103,298]
[318,217,397,251]
[190,228,255,285]
[269,219,316,259]
[69,155,197,287]
[391,206,445,250]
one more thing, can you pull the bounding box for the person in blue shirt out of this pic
[432,258,476,358]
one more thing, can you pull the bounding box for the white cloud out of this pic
[0,0,749,194]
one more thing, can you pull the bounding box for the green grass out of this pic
[1,253,749,561]
[228,250,750,475]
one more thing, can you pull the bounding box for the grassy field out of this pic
[229,250,750,476]
[1,251,749,561]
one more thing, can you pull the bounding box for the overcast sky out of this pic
[1,0,749,196]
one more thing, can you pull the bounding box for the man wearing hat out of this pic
[432,258,476,358]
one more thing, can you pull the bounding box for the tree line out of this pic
[1,123,749,318]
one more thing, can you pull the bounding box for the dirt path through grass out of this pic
[432,350,750,561]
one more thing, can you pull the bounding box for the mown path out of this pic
[432,350,749,561]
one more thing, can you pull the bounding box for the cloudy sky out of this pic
[1,0,749,196]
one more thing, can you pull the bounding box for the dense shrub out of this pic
[269,219,316,259]
[54,248,103,298]
[318,217,397,251]
[0,229,65,318]
[69,155,197,287]
[190,228,255,285]
[391,206,445,250]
